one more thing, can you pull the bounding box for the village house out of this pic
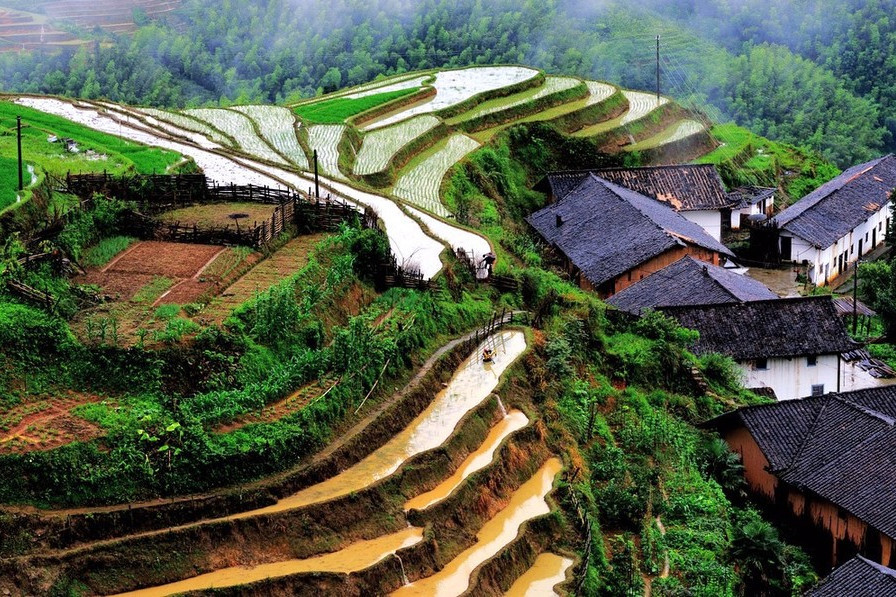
[661,296,856,400]
[705,386,896,571]
[727,185,775,229]
[773,154,896,286]
[535,164,733,241]
[606,255,777,314]
[527,174,733,298]
[807,556,896,596]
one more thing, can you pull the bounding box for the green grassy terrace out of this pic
[293,87,422,124]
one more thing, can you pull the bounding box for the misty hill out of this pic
[0,0,890,169]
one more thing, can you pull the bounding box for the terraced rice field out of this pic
[343,74,432,99]
[392,134,480,216]
[232,105,309,169]
[354,115,441,176]
[186,108,289,165]
[306,124,346,179]
[572,90,669,137]
[624,119,705,152]
[140,108,234,147]
[469,80,619,143]
[364,66,540,130]
[448,76,582,124]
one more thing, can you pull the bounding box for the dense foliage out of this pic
[0,0,890,165]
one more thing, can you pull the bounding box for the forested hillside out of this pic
[0,0,891,167]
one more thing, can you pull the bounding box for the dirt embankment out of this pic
[0,334,477,558]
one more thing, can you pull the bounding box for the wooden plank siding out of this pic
[723,427,894,570]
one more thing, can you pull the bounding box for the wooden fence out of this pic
[56,172,481,293]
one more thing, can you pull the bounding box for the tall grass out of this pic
[81,236,136,268]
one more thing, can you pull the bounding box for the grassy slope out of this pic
[0,101,182,176]
[697,123,840,201]
[294,87,422,124]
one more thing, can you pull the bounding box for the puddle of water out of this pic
[504,553,574,597]
[404,410,528,512]
[111,526,423,597]
[392,457,562,597]
[231,331,527,516]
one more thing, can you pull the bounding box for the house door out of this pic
[873,228,877,248]
[859,239,863,257]
[780,236,792,261]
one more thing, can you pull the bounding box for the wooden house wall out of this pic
[596,245,721,298]
[722,426,894,570]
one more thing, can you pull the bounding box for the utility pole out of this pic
[313,149,320,199]
[656,35,661,104]
[16,116,23,191]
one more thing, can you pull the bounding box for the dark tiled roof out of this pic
[526,175,733,288]
[729,186,776,209]
[540,165,732,211]
[607,256,777,313]
[660,296,857,359]
[736,397,826,470]
[808,556,896,597]
[773,155,896,248]
[707,386,896,541]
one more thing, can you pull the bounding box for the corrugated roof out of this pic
[707,386,896,541]
[607,256,777,313]
[661,296,857,359]
[526,175,733,288]
[808,556,896,596]
[540,164,732,211]
[773,154,896,248]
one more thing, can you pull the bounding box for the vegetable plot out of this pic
[232,105,309,169]
[353,115,441,176]
[393,134,480,217]
[186,108,289,165]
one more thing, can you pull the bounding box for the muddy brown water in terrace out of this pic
[404,409,529,512]
[391,457,562,597]
[505,552,575,597]
[111,527,423,597]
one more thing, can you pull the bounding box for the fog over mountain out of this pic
[0,0,892,164]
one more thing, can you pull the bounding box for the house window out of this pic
[755,358,768,371]
[811,384,825,397]
[866,232,870,242]
[807,355,817,367]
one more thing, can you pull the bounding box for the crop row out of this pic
[141,108,234,147]
[306,124,346,179]
[233,105,309,169]
[392,134,480,217]
[186,108,289,165]
[625,119,705,152]
[365,66,540,130]
[353,115,441,176]
[572,90,669,138]
[452,75,582,124]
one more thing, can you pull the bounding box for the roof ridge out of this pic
[777,396,832,474]
[838,395,896,426]
[858,556,896,580]
[595,175,690,249]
